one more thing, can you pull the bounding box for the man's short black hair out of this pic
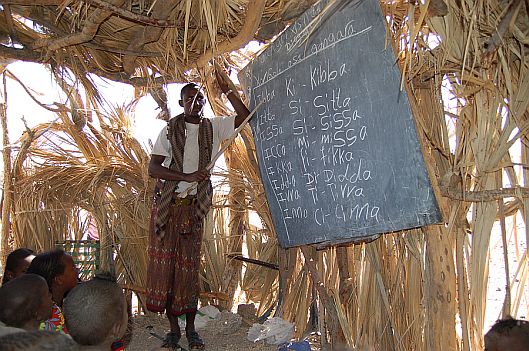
[180,83,201,99]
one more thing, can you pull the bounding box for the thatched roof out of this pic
[0,0,318,86]
[3,0,529,350]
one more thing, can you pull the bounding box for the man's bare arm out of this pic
[215,68,250,128]
[148,155,209,182]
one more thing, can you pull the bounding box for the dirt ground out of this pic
[127,313,282,351]
[125,224,527,351]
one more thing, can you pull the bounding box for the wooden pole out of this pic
[275,248,289,317]
[0,73,13,265]
[300,246,343,349]
[440,184,529,202]
[497,172,511,318]
[456,225,471,351]
[220,144,245,310]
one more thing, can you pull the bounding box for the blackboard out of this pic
[239,0,441,248]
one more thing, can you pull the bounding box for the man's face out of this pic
[181,87,206,117]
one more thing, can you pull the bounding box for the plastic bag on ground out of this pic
[199,305,221,319]
[177,305,220,329]
[247,317,294,345]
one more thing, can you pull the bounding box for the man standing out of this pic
[146,70,250,350]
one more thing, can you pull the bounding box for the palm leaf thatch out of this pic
[1,0,529,350]
[0,0,294,85]
[9,96,152,306]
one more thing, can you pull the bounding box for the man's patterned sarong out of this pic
[146,202,202,316]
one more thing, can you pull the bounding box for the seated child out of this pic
[0,274,53,332]
[1,248,35,285]
[26,249,79,334]
[484,317,529,351]
[0,330,78,350]
[63,271,128,351]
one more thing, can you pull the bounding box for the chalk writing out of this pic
[239,0,441,247]
[251,23,372,90]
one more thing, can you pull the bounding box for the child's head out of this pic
[484,317,529,351]
[26,249,78,301]
[0,330,78,350]
[0,274,53,330]
[63,271,127,348]
[1,248,35,285]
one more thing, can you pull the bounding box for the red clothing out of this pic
[111,340,125,350]
[146,203,202,316]
[40,303,125,350]
[40,303,68,334]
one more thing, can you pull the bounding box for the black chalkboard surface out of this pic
[239,0,441,248]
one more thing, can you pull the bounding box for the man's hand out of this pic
[215,67,230,94]
[185,169,210,183]
[214,65,250,128]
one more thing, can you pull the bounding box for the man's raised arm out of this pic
[215,68,250,128]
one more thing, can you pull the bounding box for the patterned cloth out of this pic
[146,202,203,315]
[39,303,68,334]
[111,340,125,350]
[147,114,235,317]
[154,115,213,240]
[147,115,215,316]
[39,304,124,350]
